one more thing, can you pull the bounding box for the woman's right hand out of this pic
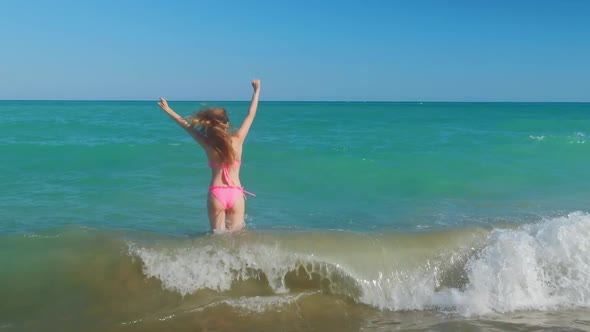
[251,79,261,92]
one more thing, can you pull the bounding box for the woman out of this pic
[158,80,260,232]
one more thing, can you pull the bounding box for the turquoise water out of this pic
[2,101,589,234]
[1,101,590,331]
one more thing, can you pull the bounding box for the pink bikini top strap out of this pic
[221,165,234,186]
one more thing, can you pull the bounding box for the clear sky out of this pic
[1,0,589,101]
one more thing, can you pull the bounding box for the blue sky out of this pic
[1,0,589,101]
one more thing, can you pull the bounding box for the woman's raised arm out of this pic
[235,80,261,142]
[158,97,207,147]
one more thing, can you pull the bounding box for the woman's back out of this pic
[206,136,243,187]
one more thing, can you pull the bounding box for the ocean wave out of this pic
[129,212,590,316]
[129,241,359,296]
[443,211,590,315]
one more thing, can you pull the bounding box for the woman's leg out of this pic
[207,193,226,231]
[226,195,246,232]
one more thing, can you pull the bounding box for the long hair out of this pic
[186,108,236,164]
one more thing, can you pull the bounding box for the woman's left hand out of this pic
[158,97,170,111]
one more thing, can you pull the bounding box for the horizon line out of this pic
[1,99,590,103]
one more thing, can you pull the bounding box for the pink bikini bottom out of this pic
[209,185,255,210]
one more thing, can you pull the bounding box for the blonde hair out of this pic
[187,108,236,164]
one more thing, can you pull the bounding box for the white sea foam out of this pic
[359,211,590,315]
[130,212,590,315]
[220,293,310,314]
[569,132,586,144]
[129,243,306,295]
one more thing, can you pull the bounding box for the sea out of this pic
[1,101,589,331]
